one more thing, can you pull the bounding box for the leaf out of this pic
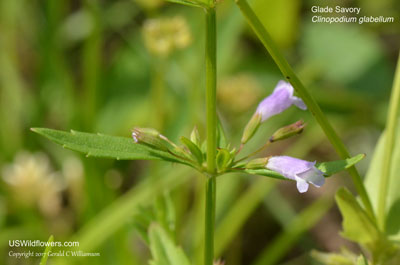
[180,136,203,164]
[335,188,398,263]
[32,128,191,166]
[190,126,200,146]
[216,148,232,173]
[335,188,380,244]
[217,121,228,148]
[154,192,176,239]
[39,235,54,265]
[364,125,400,236]
[164,0,207,8]
[311,248,359,265]
[356,255,369,265]
[244,154,365,180]
[133,193,176,244]
[316,154,365,176]
[148,224,191,265]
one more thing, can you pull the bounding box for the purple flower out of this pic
[266,156,325,193]
[256,81,306,122]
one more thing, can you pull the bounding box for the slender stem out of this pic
[206,7,217,174]
[377,53,400,231]
[204,6,217,265]
[235,0,374,220]
[205,176,216,265]
[235,141,272,163]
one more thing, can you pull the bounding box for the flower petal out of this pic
[255,81,306,122]
[291,96,307,110]
[295,176,309,193]
[298,167,325,187]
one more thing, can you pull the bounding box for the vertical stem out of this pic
[235,0,375,220]
[205,6,217,265]
[205,176,216,265]
[377,53,400,231]
[206,7,217,174]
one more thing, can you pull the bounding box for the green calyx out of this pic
[241,113,262,144]
[270,120,305,142]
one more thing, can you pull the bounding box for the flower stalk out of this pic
[377,53,400,231]
[235,0,374,219]
[204,6,217,265]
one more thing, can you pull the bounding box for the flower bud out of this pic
[245,157,270,169]
[241,113,262,144]
[270,120,305,142]
[132,127,172,152]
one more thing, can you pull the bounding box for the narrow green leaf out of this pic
[335,188,399,263]
[32,128,192,166]
[316,154,365,176]
[164,0,207,8]
[39,235,54,265]
[154,192,176,239]
[356,255,369,265]
[335,188,380,243]
[311,248,360,265]
[364,124,400,235]
[148,224,191,265]
[244,154,365,180]
[253,198,332,265]
[217,121,228,148]
[180,136,203,164]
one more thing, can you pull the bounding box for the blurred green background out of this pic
[0,0,399,264]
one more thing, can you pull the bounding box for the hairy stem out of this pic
[204,6,217,265]
[235,0,374,219]
[377,53,400,231]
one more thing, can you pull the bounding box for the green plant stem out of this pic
[235,0,374,219]
[235,141,272,163]
[204,6,217,265]
[377,53,400,231]
[206,8,217,174]
[205,176,216,265]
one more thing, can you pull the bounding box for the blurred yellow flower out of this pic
[2,151,65,217]
[143,16,192,57]
[218,74,262,114]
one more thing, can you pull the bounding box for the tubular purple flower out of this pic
[266,156,325,193]
[256,81,306,122]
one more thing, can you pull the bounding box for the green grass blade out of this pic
[377,53,400,231]
[252,198,332,265]
[148,224,192,265]
[215,178,275,256]
[164,0,207,8]
[39,235,54,265]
